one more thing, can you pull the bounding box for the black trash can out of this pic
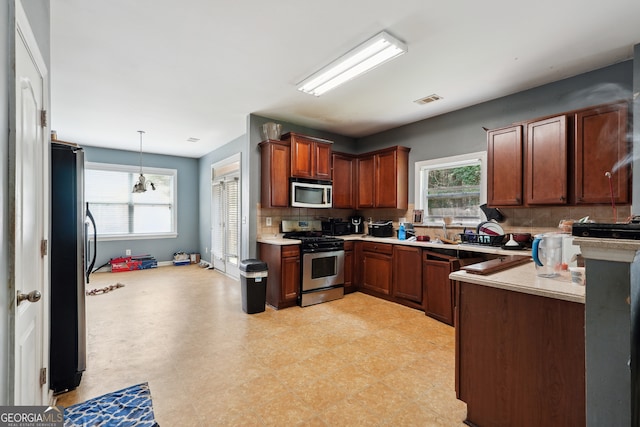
[239,259,268,314]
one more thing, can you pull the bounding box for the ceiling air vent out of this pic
[414,94,443,105]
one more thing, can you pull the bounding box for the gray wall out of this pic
[84,146,199,268]
[358,61,634,204]
[197,134,248,263]
[1,0,50,405]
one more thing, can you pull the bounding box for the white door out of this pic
[211,176,240,278]
[210,156,241,279]
[211,181,225,271]
[9,0,50,405]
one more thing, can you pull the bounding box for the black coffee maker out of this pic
[350,216,364,234]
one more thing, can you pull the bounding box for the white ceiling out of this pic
[51,0,640,158]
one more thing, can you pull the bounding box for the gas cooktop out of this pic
[572,223,640,240]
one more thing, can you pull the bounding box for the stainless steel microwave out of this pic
[290,178,332,208]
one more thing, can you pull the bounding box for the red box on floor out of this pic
[111,260,142,272]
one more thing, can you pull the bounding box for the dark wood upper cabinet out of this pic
[332,152,356,209]
[259,140,290,208]
[486,101,629,207]
[283,132,332,180]
[356,155,375,208]
[573,102,629,204]
[375,149,401,208]
[487,125,523,206]
[357,146,410,209]
[525,115,568,205]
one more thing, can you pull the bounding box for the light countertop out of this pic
[449,262,585,304]
[257,234,532,256]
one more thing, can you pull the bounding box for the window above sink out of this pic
[415,151,487,227]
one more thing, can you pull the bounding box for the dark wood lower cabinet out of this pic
[360,242,393,296]
[343,241,357,294]
[392,245,422,308]
[455,281,586,427]
[258,243,300,309]
[423,256,457,325]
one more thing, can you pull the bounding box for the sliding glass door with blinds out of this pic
[211,160,240,279]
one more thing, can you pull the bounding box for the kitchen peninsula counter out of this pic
[452,259,586,426]
[449,261,585,303]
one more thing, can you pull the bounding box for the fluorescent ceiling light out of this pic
[297,31,407,96]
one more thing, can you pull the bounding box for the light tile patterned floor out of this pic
[56,265,467,426]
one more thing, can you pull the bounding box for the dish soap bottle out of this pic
[399,223,406,240]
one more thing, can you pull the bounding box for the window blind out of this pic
[85,164,177,238]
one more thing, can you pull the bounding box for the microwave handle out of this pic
[323,188,327,204]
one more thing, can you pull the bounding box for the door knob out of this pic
[17,290,41,306]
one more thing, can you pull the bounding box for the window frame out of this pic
[414,151,487,226]
[85,161,178,241]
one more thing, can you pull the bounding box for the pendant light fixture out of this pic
[132,130,155,193]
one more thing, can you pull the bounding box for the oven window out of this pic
[311,256,337,279]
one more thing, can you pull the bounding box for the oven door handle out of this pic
[302,248,345,255]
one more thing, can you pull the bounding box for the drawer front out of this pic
[362,241,393,255]
[281,245,300,258]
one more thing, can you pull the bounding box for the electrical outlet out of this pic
[125,249,131,256]
[205,247,208,253]
[266,217,272,226]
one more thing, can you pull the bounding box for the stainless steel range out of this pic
[282,220,344,307]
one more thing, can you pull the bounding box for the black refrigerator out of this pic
[50,142,96,393]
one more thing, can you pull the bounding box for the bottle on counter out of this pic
[399,223,406,240]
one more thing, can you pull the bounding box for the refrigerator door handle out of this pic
[86,203,97,283]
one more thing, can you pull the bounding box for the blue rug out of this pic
[64,382,159,427]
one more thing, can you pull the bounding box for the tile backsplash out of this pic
[257,203,631,239]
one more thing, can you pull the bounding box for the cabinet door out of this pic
[526,115,568,205]
[290,136,314,179]
[392,246,422,303]
[314,142,332,180]
[574,102,629,204]
[353,242,363,287]
[357,155,375,208]
[332,153,355,208]
[361,252,392,295]
[260,141,290,207]
[375,150,398,208]
[423,259,455,325]
[281,254,300,303]
[344,248,354,292]
[487,126,523,206]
